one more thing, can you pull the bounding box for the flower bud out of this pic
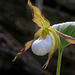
[31,35,53,56]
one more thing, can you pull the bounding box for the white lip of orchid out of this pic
[31,35,53,56]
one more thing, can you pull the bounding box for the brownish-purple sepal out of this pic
[12,40,33,62]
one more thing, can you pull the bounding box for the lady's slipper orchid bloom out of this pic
[13,0,75,69]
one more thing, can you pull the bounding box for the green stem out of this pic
[56,49,63,75]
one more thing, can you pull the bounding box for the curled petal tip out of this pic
[28,0,32,7]
[12,56,18,62]
[42,64,48,69]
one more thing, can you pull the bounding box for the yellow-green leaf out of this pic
[28,0,50,28]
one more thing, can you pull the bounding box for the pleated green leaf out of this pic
[52,22,75,49]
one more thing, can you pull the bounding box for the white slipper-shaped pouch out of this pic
[31,35,53,56]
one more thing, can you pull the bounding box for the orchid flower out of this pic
[13,0,75,69]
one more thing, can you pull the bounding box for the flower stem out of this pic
[56,49,63,75]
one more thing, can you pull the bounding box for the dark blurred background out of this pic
[0,0,75,75]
